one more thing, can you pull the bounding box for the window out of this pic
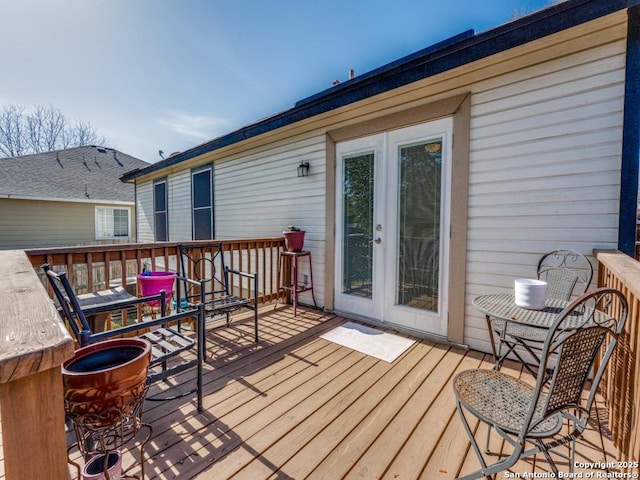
[95,206,130,239]
[154,179,168,242]
[192,165,214,240]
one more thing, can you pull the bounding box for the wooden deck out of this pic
[4,305,619,479]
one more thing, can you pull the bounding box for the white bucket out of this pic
[514,279,548,310]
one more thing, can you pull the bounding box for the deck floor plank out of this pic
[0,305,620,480]
[148,326,360,478]
[309,342,447,480]
[209,350,384,479]
[380,349,486,480]
[419,353,496,480]
[339,343,462,480]
[272,343,433,478]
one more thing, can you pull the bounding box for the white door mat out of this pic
[320,321,415,363]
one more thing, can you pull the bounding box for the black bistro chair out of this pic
[177,243,259,352]
[43,264,204,411]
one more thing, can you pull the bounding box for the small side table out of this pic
[275,250,318,316]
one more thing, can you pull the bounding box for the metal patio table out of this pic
[473,293,570,372]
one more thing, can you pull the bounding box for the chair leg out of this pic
[455,400,531,480]
[254,305,259,343]
[537,440,560,477]
[201,307,208,363]
[253,273,259,343]
[196,304,204,412]
[455,401,494,480]
[485,315,500,369]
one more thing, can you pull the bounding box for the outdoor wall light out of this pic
[297,161,310,177]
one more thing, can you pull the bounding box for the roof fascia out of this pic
[122,0,637,182]
[0,194,134,206]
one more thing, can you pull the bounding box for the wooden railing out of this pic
[596,250,640,464]
[26,237,286,304]
[26,238,287,332]
[0,239,285,479]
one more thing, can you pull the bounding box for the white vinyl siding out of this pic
[0,199,136,249]
[214,135,327,306]
[136,182,154,243]
[145,135,327,305]
[463,39,626,352]
[169,170,192,242]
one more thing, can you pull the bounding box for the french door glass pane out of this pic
[342,152,374,298]
[397,139,442,312]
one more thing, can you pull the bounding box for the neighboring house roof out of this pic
[0,146,149,204]
[121,0,638,182]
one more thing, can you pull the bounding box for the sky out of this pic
[0,0,552,164]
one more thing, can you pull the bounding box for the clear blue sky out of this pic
[1,0,552,163]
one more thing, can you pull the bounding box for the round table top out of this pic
[472,293,603,329]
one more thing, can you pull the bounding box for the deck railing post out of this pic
[0,250,74,480]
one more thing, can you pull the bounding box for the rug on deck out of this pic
[320,321,415,363]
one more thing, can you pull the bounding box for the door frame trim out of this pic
[325,92,470,343]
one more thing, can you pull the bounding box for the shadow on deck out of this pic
[63,305,617,480]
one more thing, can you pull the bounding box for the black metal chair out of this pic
[489,249,593,372]
[455,288,627,479]
[43,264,204,411]
[177,243,259,352]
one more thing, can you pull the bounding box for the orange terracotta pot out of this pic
[62,338,151,428]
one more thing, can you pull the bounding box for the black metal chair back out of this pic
[43,265,93,343]
[179,242,229,302]
[177,242,259,344]
[42,263,204,411]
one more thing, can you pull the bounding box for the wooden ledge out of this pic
[0,250,74,384]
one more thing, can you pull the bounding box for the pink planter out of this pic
[283,230,305,252]
[137,271,176,306]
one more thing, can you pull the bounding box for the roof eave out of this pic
[122,0,638,182]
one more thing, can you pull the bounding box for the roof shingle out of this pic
[0,146,148,203]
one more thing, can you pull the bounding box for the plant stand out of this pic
[275,250,317,316]
[66,385,152,479]
[63,339,153,479]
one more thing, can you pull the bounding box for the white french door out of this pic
[334,118,452,337]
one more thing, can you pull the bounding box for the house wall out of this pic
[133,11,627,353]
[169,170,194,242]
[136,181,154,243]
[463,34,625,351]
[0,198,136,249]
